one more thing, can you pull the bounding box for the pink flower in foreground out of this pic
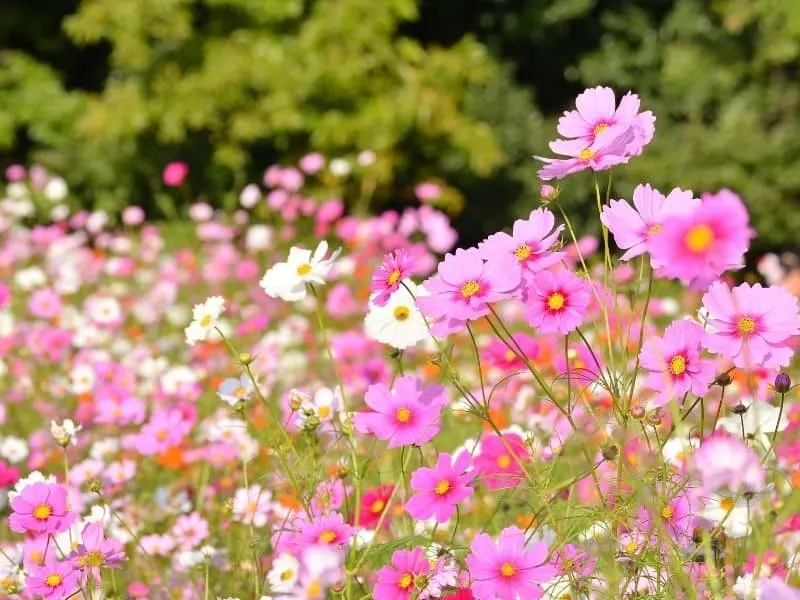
[478,208,564,283]
[417,248,519,336]
[648,189,752,288]
[639,319,715,406]
[601,184,699,261]
[465,526,556,600]
[371,249,415,306]
[535,125,634,181]
[26,558,80,599]
[162,161,189,187]
[474,433,529,490]
[523,269,591,334]
[290,512,355,552]
[353,376,446,448]
[9,482,76,535]
[692,434,765,493]
[405,451,476,523]
[74,522,126,584]
[375,548,431,600]
[701,281,800,369]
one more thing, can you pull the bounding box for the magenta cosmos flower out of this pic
[639,319,715,406]
[26,558,80,599]
[291,512,355,552]
[600,184,699,261]
[466,526,557,600]
[474,433,529,490]
[701,281,800,369]
[405,451,476,523]
[374,547,431,600]
[73,522,126,584]
[523,269,591,334]
[648,189,752,288]
[371,249,414,306]
[162,161,189,187]
[536,125,633,181]
[417,247,520,336]
[353,376,446,448]
[478,208,564,283]
[9,482,76,535]
[692,434,765,493]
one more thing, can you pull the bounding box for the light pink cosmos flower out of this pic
[523,269,591,334]
[649,189,753,289]
[405,451,476,523]
[288,512,355,553]
[374,548,431,600]
[171,512,210,550]
[353,376,446,448]
[692,434,765,493]
[600,184,699,261]
[26,558,80,599]
[474,433,529,490]
[417,248,520,336]
[478,208,564,284]
[135,409,192,456]
[536,125,634,181]
[73,522,126,584]
[701,281,800,369]
[28,287,62,320]
[9,482,76,535]
[371,249,415,307]
[465,526,557,600]
[639,319,716,406]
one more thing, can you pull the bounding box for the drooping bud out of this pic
[714,371,733,387]
[774,372,791,394]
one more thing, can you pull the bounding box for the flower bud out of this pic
[714,372,733,387]
[540,184,557,201]
[774,372,791,394]
[238,352,253,366]
[630,406,645,420]
[601,443,619,461]
[732,403,749,415]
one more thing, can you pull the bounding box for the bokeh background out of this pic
[2,0,800,251]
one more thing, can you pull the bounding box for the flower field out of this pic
[1,87,799,599]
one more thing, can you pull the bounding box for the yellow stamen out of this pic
[281,569,295,581]
[199,315,213,327]
[738,316,756,335]
[33,504,52,520]
[296,263,312,276]
[398,573,413,589]
[661,505,675,520]
[371,499,386,514]
[393,306,410,321]
[434,480,451,496]
[547,292,565,311]
[579,148,594,161]
[318,530,336,544]
[513,244,532,261]
[669,355,686,376]
[460,280,480,299]
[396,407,411,423]
[45,574,62,588]
[719,496,735,512]
[496,455,511,469]
[685,224,714,253]
[500,562,517,577]
[387,269,401,285]
[594,123,608,135]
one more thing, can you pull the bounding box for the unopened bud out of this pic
[647,408,663,426]
[305,414,321,430]
[715,372,733,387]
[238,352,253,366]
[601,444,619,461]
[732,403,749,415]
[540,184,557,201]
[289,390,305,411]
[87,478,103,494]
[630,406,645,420]
[428,353,442,366]
[774,372,791,394]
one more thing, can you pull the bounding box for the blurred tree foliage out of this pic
[1,0,800,252]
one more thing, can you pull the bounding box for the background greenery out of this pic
[1,0,799,251]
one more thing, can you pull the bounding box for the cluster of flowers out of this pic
[2,87,800,600]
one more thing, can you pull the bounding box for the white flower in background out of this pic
[50,419,81,446]
[88,296,122,326]
[90,438,120,460]
[14,266,46,290]
[50,204,70,221]
[0,436,29,464]
[161,366,198,395]
[260,241,340,302]
[217,374,255,407]
[297,387,341,427]
[9,471,56,500]
[239,184,261,208]
[699,493,752,538]
[662,434,699,467]
[733,573,759,599]
[246,224,273,251]
[718,402,788,448]
[329,158,351,176]
[185,296,225,346]
[267,553,300,593]
[232,485,272,528]
[0,311,13,337]
[44,176,68,202]
[364,280,430,349]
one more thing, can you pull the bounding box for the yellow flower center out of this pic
[648,223,663,236]
[318,405,331,419]
[497,454,511,469]
[624,540,638,554]
[281,569,295,581]
[594,123,608,136]
[371,499,386,514]
[307,579,323,597]
[33,504,52,520]
[685,224,714,253]
[393,306,410,321]
[460,280,480,299]
[296,263,312,276]
[45,574,62,588]
[434,480,451,496]
[500,562,517,577]
[318,530,337,544]
[661,505,675,520]
[738,316,756,335]
[396,407,411,423]
[579,148,594,161]
[80,551,105,568]
[561,558,574,571]
[387,269,402,285]
[504,350,516,362]
[669,355,686,376]
[199,315,213,327]
[547,292,566,311]
[28,550,43,565]
[719,496,735,512]
[234,386,247,398]
[398,572,414,589]
[514,244,532,261]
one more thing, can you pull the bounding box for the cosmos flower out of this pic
[184,296,225,346]
[405,451,476,523]
[374,548,431,600]
[260,241,341,302]
[523,269,592,334]
[8,482,76,535]
[364,279,430,350]
[371,249,415,307]
[73,522,125,584]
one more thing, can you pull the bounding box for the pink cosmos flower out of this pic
[24,534,56,570]
[648,189,752,288]
[415,182,442,202]
[555,86,655,157]
[701,281,800,369]
[162,161,189,187]
[474,433,529,490]
[692,434,765,493]
[358,484,395,529]
[636,484,699,547]
[122,205,146,226]
[353,376,446,448]
[600,184,699,261]
[405,451,476,523]
[26,558,80,599]
[135,408,192,456]
[73,522,126,584]
[523,269,591,334]
[299,152,326,174]
[171,512,210,550]
[417,248,520,336]
[375,547,431,600]
[371,249,415,306]
[289,512,355,552]
[639,319,716,406]
[552,544,595,577]
[0,282,9,309]
[465,526,557,600]
[759,577,800,598]
[478,208,564,283]
[9,482,76,535]
[28,287,62,320]
[536,125,634,180]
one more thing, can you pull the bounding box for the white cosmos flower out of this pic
[699,493,752,538]
[0,437,28,465]
[718,401,788,448]
[364,279,430,349]
[259,241,340,302]
[185,296,225,346]
[267,553,300,592]
[50,419,81,446]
